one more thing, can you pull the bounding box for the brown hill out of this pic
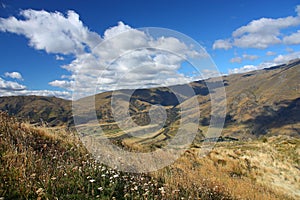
[2,111,297,199]
[0,59,299,140]
[222,59,300,138]
[0,95,72,126]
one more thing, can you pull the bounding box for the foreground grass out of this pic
[153,135,299,199]
[0,112,162,199]
[0,111,298,199]
[152,145,296,200]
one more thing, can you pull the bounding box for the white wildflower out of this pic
[113,174,119,178]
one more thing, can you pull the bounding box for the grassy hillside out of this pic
[1,111,299,199]
[73,60,300,153]
[0,112,163,199]
[1,60,299,140]
[0,96,72,126]
[153,135,299,200]
[221,59,300,137]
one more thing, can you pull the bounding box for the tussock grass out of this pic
[0,112,162,199]
[151,146,296,200]
[1,111,298,199]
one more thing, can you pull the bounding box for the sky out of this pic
[0,0,300,99]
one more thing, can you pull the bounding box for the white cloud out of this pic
[0,9,101,55]
[230,57,242,63]
[0,10,216,99]
[229,51,300,74]
[56,22,209,98]
[230,54,258,63]
[228,61,277,74]
[242,54,259,60]
[234,34,281,49]
[0,76,71,99]
[0,77,26,90]
[229,65,259,74]
[0,89,71,99]
[283,30,300,45]
[4,71,23,80]
[266,51,276,56]
[103,21,132,40]
[213,5,300,49]
[273,51,300,64]
[55,55,65,60]
[212,39,232,50]
[201,69,222,79]
[49,80,73,90]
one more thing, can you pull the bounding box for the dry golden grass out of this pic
[79,118,299,199]
[1,110,298,199]
[150,138,298,200]
[0,112,164,199]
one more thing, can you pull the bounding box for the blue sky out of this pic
[0,0,300,99]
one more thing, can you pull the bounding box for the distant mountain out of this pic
[0,59,299,139]
[0,95,72,126]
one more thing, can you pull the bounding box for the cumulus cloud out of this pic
[283,30,300,45]
[213,5,300,49]
[0,89,71,99]
[0,10,215,99]
[103,21,132,39]
[0,9,101,55]
[4,71,23,80]
[273,51,300,64]
[228,61,277,74]
[0,77,26,91]
[58,22,209,97]
[0,74,70,99]
[0,76,71,99]
[229,65,259,74]
[49,80,73,90]
[212,39,232,50]
[229,51,300,74]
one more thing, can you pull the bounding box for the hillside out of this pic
[0,111,163,199]
[221,59,300,138]
[0,60,299,199]
[0,95,72,126]
[0,59,299,141]
[1,111,298,199]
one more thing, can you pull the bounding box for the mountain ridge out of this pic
[0,59,299,139]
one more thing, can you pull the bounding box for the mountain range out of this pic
[1,59,299,141]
